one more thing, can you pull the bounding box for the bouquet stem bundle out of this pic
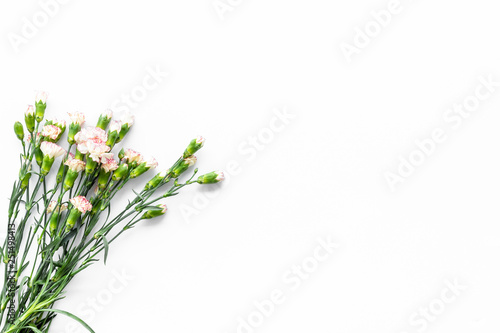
[0,92,224,332]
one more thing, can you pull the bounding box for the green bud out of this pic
[141,204,167,219]
[56,161,66,184]
[35,92,48,123]
[183,136,205,158]
[41,156,55,176]
[25,105,35,133]
[20,171,32,189]
[197,171,225,184]
[35,147,43,166]
[85,158,98,175]
[65,209,81,231]
[14,121,25,141]
[172,156,197,178]
[116,123,131,143]
[67,124,81,145]
[96,109,113,130]
[144,170,170,190]
[98,168,110,189]
[63,169,79,191]
[75,149,84,160]
[118,148,125,160]
[112,163,129,181]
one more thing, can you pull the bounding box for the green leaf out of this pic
[34,309,95,333]
[22,326,44,333]
[102,236,109,265]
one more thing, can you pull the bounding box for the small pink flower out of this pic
[59,203,68,212]
[123,149,143,164]
[65,158,86,173]
[47,200,57,213]
[109,120,122,133]
[87,142,111,162]
[102,158,119,173]
[41,125,62,140]
[36,91,48,103]
[40,142,66,159]
[184,155,197,167]
[68,112,86,126]
[145,156,158,169]
[215,171,225,182]
[159,204,167,214]
[25,105,35,116]
[99,153,114,164]
[196,136,205,145]
[70,196,92,213]
[121,113,135,127]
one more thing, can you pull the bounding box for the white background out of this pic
[1,0,500,332]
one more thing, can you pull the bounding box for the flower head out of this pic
[102,158,119,173]
[109,120,122,133]
[68,112,86,126]
[121,113,135,127]
[102,109,113,119]
[65,158,86,173]
[40,142,66,159]
[25,105,35,116]
[197,171,225,184]
[123,149,143,164]
[35,91,48,104]
[41,125,62,141]
[47,200,57,214]
[145,156,158,169]
[70,196,92,214]
[184,155,197,167]
[183,136,205,158]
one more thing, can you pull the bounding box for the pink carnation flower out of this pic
[68,112,86,126]
[121,113,135,127]
[25,105,35,116]
[102,158,119,173]
[40,142,66,159]
[70,196,92,213]
[215,171,225,182]
[41,125,62,140]
[123,149,143,164]
[109,120,122,133]
[184,155,197,167]
[65,158,86,173]
[144,156,158,169]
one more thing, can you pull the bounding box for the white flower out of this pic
[75,127,107,145]
[123,149,143,164]
[102,158,119,173]
[102,109,113,119]
[109,120,122,133]
[70,196,92,213]
[59,203,68,212]
[65,158,86,173]
[184,155,197,167]
[215,171,225,182]
[41,125,62,140]
[47,200,57,214]
[68,112,86,126]
[40,142,66,159]
[145,156,158,169]
[86,142,111,162]
[99,153,114,164]
[35,91,48,103]
[25,105,35,116]
[121,113,135,126]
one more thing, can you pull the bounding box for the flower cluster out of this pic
[4,92,225,332]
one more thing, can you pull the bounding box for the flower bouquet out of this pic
[0,92,224,332]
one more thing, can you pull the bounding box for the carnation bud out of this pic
[35,147,43,166]
[118,148,125,160]
[19,169,31,189]
[35,91,48,122]
[112,163,129,181]
[98,168,110,189]
[97,109,113,130]
[14,121,25,141]
[25,105,35,133]
[197,171,225,184]
[116,113,134,143]
[183,136,205,158]
[106,121,121,147]
[141,204,167,219]
[66,196,92,231]
[67,112,85,144]
[144,170,170,190]
[172,156,197,178]
[130,156,158,179]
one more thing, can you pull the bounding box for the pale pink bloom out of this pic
[86,142,111,162]
[35,91,48,103]
[99,153,114,164]
[26,132,41,144]
[121,113,135,127]
[65,158,86,173]
[102,158,119,173]
[40,142,66,159]
[196,136,205,145]
[75,127,107,145]
[70,196,92,214]
[47,200,57,214]
[102,109,113,119]
[59,203,68,212]
[184,155,197,167]
[41,125,62,140]
[123,149,143,164]
[25,105,34,116]
[64,152,75,162]
[109,120,122,133]
[68,112,86,126]
[159,204,167,214]
[144,156,158,169]
[215,171,225,182]
[55,119,66,128]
